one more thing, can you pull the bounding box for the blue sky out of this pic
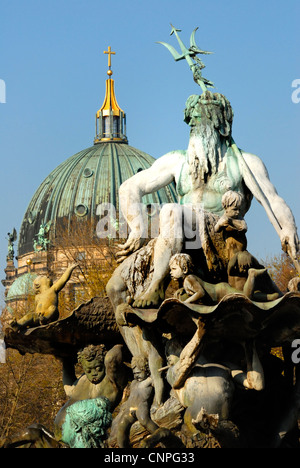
[0,0,299,302]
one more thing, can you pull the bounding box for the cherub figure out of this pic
[2,344,128,449]
[54,344,128,445]
[9,263,78,331]
[227,250,282,300]
[57,344,128,412]
[169,253,275,304]
[164,327,264,437]
[115,356,171,448]
[213,191,282,300]
[214,190,248,259]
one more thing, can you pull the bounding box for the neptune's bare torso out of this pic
[176,148,250,216]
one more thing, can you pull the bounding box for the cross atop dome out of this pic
[104,46,116,76]
[94,47,127,144]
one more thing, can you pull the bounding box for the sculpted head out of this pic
[33,276,53,293]
[78,344,107,384]
[221,190,244,219]
[184,91,234,181]
[184,91,233,137]
[63,397,112,448]
[131,356,150,382]
[169,253,193,280]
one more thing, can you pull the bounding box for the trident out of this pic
[158,25,300,274]
[157,25,214,93]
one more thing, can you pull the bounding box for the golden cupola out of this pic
[94,47,127,144]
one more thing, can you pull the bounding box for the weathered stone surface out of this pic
[4,296,121,357]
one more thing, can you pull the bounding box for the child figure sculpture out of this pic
[169,253,272,305]
[10,263,78,331]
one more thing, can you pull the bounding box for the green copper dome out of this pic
[6,272,38,302]
[18,142,177,256]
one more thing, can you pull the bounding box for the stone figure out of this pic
[113,302,166,408]
[226,250,282,300]
[2,344,128,449]
[213,190,282,299]
[214,190,248,258]
[106,241,167,407]
[2,399,112,449]
[116,90,299,307]
[33,222,51,252]
[114,356,171,448]
[164,326,264,438]
[60,397,112,448]
[62,344,128,409]
[6,228,17,262]
[105,31,300,448]
[169,253,279,304]
[54,343,128,443]
[9,263,78,331]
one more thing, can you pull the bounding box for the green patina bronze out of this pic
[159,25,300,274]
[61,397,112,449]
[157,25,214,92]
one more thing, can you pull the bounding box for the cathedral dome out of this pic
[6,272,38,302]
[18,142,177,256]
[18,48,177,257]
